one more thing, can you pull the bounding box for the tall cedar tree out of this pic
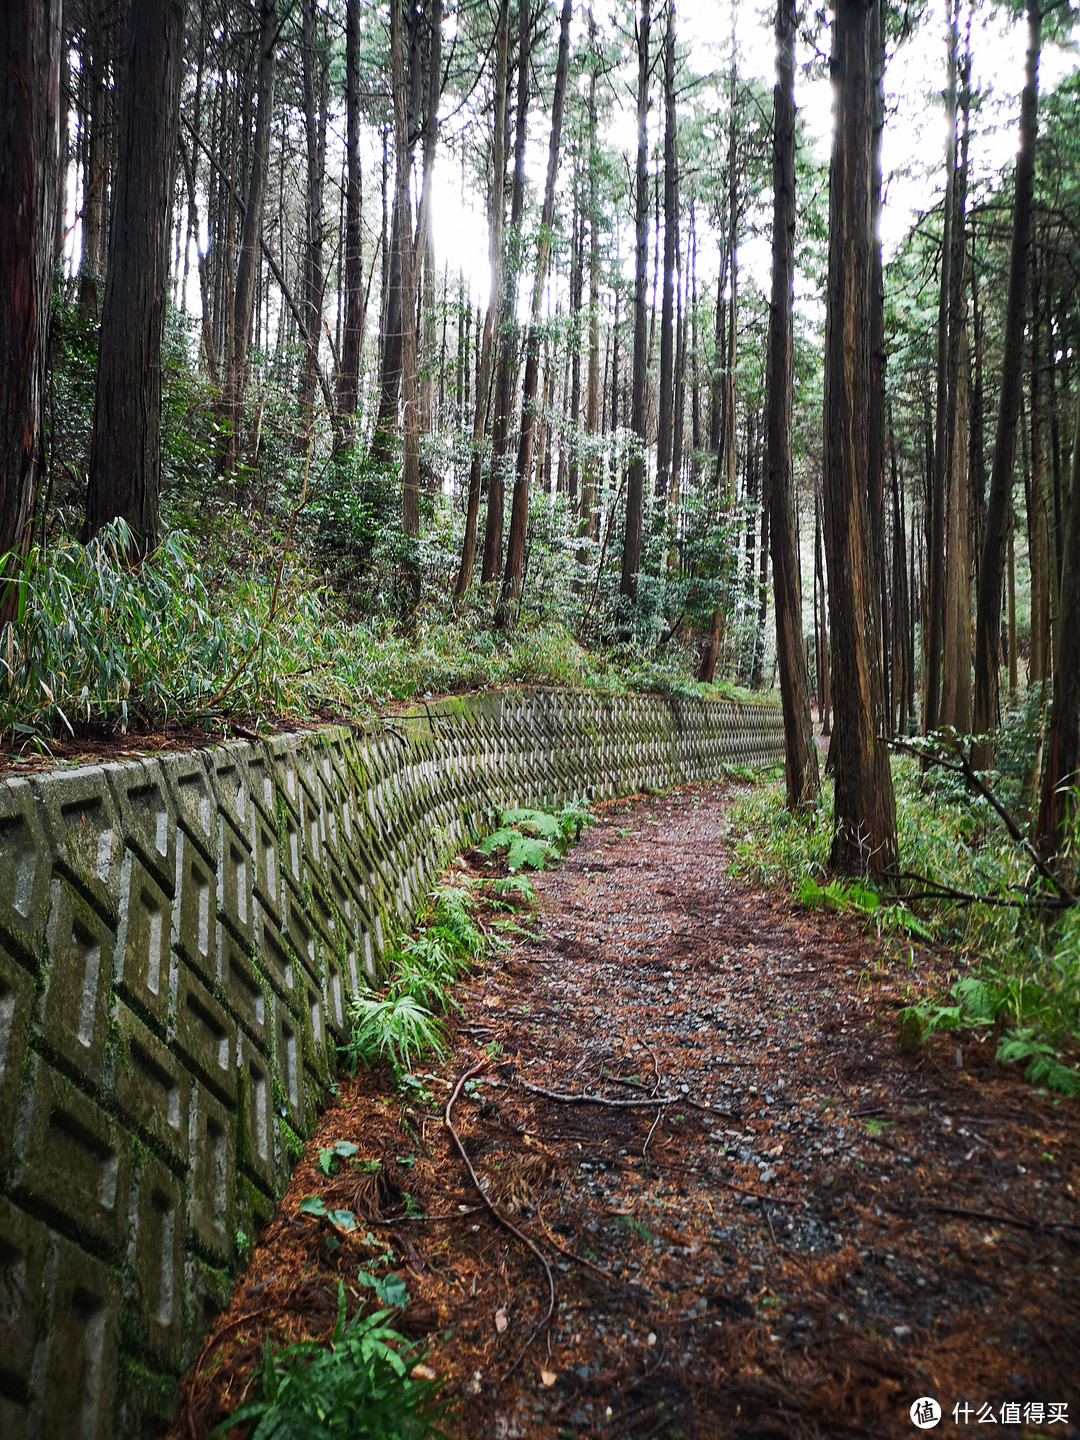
[621,0,651,601]
[1037,396,1080,857]
[973,1,1041,767]
[220,0,276,472]
[0,0,62,601]
[654,0,677,513]
[390,0,421,542]
[924,0,959,731]
[85,0,186,554]
[821,0,897,876]
[502,0,573,607]
[454,0,509,596]
[767,0,820,808]
[337,0,364,418]
[482,0,533,584]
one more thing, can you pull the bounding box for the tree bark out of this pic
[821,0,896,877]
[337,0,364,418]
[85,0,185,555]
[767,0,819,808]
[482,0,532,585]
[501,0,573,607]
[972,0,1041,768]
[925,0,959,732]
[940,23,972,733]
[391,0,420,548]
[621,0,651,602]
[1036,393,1080,857]
[454,0,508,596]
[299,0,329,415]
[220,0,275,473]
[655,0,677,513]
[0,0,62,595]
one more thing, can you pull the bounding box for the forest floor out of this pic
[169,783,1080,1440]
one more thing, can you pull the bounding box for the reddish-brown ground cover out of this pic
[168,783,1080,1440]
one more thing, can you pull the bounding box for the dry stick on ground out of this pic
[603,1071,739,1119]
[514,1075,738,1122]
[444,1061,556,1378]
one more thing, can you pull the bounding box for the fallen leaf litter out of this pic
[168,782,1080,1440]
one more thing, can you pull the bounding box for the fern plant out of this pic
[211,1283,450,1439]
[343,993,449,1080]
[477,802,594,872]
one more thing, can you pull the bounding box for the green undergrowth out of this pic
[211,1280,450,1440]
[0,520,767,745]
[342,803,591,1082]
[730,755,1080,1097]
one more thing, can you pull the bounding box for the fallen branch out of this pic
[889,734,1077,907]
[889,872,1072,911]
[706,1172,801,1208]
[444,1062,555,1378]
[604,1072,739,1120]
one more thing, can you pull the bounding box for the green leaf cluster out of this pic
[211,1282,450,1440]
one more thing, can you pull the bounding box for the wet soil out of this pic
[169,783,1080,1440]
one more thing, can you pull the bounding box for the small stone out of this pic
[893,1325,912,1339]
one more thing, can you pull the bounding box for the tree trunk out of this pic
[78,0,109,318]
[337,0,364,418]
[1036,393,1080,857]
[940,22,972,733]
[391,0,420,549]
[299,0,329,415]
[415,0,444,443]
[220,0,275,473]
[821,0,896,877]
[655,0,677,514]
[766,0,819,808]
[925,0,959,731]
[454,0,508,596]
[482,0,532,585]
[0,0,62,597]
[815,486,831,736]
[621,0,651,602]
[502,0,573,606]
[85,0,185,555]
[972,0,1041,767]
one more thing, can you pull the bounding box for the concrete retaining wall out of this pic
[0,687,782,1438]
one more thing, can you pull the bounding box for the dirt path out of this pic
[173,784,1080,1440]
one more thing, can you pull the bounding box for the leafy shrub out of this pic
[211,1282,450,1439]
[476,803,594,872]
[343,993,449,1080]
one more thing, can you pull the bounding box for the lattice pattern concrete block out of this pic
[12,1057,131,1258]
[173,831,216,984]
[33,767,124,925]
[39,878,115,1092]
[187,1084,235,1265]
[0,943,35,1176]
[126,1152,184,1369]
[113,852,172,1035]
[159,752,217,865]
[0,778,53,967]
[172,962,237,1105]
[0,1196,48,1406]
[104,759,176,900]
[111,1002,189,1170]
[37,1234,120,1440]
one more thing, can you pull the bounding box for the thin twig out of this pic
[642,1106,664,1158]
[444,1062,556,1377]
